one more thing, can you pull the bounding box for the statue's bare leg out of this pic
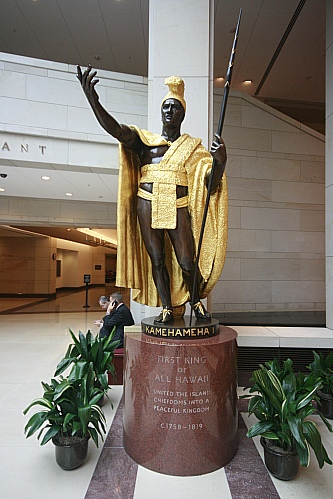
[137,198,173,323]
[168,207,211,320]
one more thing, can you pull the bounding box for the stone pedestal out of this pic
[123,325,238,476]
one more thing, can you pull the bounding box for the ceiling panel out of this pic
[2,225,117,252]
[0,0,325,104]
[101,0,148,75]
[257,2,325,102]
[0,164,118,202]
[56,0,117,70]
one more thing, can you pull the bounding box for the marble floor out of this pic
[0,291,333,498]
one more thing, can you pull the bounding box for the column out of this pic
[131,0,214,322]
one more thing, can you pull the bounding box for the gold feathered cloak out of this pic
[116,126,228,308]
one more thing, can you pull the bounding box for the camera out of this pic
[0,173,7,178]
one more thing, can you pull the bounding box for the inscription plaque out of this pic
[142,316,219,340]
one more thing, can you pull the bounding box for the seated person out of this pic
[99,292,134,347]
[93,295,111,326]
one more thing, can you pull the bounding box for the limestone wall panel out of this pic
[241,258,301,281]
[272,281,325,304]
[271,231,324,254]
[240,207,300,231]
[271,180,324,204]
[227,228,271,253]
[243,156,300,181]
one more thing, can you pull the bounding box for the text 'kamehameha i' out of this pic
[144,324,218,339]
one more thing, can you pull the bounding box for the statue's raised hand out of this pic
[77,65,100,105]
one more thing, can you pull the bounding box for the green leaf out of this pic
[63,413,75,432]
[72,421,83,436]
[294,440,310,467]
[68,328,83,355]
[97,373,109,391]
[86,329,93,346]
[88,427,99,447]
[90,340,100,364]
[79,330,89,359]
[287,415,306,449]
[53,380,73,401]
[54,358,73,377]
[246,420,274,438]
[78,406,91,436]
[68,361,88,382]
[252,370,284,415]
[317,412,333,432]
[267,370,285,402]
[24,412,49,437]
[296,386,320,410]
[23,398,53,414]
[303,420,333,468]
[105,339,120,353]
[103,325,116,344]
[281,399,288,422]
[40,425,61,446]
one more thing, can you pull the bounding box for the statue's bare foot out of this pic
[193,301,211,320]
[154,308,174,324]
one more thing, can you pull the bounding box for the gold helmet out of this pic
[161,76,186,112]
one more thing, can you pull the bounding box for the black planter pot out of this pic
[317,390,333,419]
[261,437,299,481]
[53,436,89,470]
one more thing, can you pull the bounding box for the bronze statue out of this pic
[77,68,228,323]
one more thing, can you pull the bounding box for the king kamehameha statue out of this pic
[77,69,228,324]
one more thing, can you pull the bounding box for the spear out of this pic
[190,8,242,325]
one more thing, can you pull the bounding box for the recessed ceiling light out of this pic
[0,187,5,192]
[243,80,253,84]
[41,176,50,180]
[65,192,73,197]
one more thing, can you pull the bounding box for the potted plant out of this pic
[23,362,107,470]
[54,328,120,403]
[307,351,333,419]
[241,358,333,480]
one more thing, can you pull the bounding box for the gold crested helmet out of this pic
[161,76,186,112]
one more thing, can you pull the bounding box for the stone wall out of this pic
[213,91,325,314]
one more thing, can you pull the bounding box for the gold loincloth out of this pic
[139,163,188,229]
[137,187,188,229]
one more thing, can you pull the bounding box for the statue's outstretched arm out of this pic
[77,65,140,151]
[207,134,227,191]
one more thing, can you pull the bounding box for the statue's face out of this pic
[161,98,185,127]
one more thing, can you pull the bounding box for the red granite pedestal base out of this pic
[123,325,238,476]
